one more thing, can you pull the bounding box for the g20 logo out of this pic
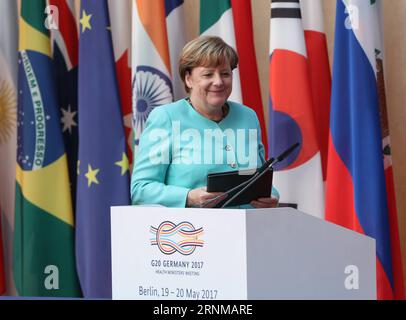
[150,221,204,256]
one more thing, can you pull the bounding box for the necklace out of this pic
[186,97,229,123]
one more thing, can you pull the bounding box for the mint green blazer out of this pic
[130,99,279,207]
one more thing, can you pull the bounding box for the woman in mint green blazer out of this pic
[131,36,279,208]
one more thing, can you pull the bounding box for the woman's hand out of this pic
[250,197,279,208]
[186,187,226,208]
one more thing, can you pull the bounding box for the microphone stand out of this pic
[202,142,300,208]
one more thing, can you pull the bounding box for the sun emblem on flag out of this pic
[132,66,173,146]
[0,79,17,145]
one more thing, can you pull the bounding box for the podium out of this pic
[111,206,376,300]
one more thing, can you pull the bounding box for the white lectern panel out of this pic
[111,206,247,300]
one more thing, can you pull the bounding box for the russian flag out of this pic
[326,0,404,300]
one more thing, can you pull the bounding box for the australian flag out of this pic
[76,0,130,298]
[51,0,79,212]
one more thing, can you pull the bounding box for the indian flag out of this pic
[200,0,268,153]
[13,0,80,297]
[132,0,186,156]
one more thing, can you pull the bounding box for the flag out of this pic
[108,0,133,165]
[49,0,79,212]
[0,212,4,294]
[13,0,80,296]
[0,0,18,296]
[132,0,186,155]
[200,0,268,153]
[76,0,131,298]
[300,0,331,180]
[268,0,324,218]
[326,0,404,299]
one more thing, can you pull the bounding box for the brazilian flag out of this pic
[13,0,81,297]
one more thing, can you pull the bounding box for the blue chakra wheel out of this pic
[132,66,173,146]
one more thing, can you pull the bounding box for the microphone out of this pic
[257,157,275,175]
[219,142,300,208]
[275,142,300,163]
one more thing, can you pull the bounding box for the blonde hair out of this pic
[178,36,239,93]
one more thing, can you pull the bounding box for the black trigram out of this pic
[271,0,302,19]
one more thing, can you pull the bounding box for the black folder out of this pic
[206,168,273,207]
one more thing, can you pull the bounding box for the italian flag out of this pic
[200,0,268,153]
